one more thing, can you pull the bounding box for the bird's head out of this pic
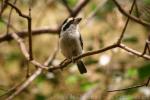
[61,17,82,32]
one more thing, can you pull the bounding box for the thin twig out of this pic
[135,0,140,18]
[146,77,150,86]
[45,42,59,66]
[107,84,146,92]
[28,7,33,60]
[0,81,24,97]
[0,0,90,43]
[119,43,150,60]
[0,0,9,16]
[5,1,30,19]
[0,28,58,43]
[6,68,42,100]
[142,42,148,55]
[117,0,136,44]
[108,76,150,92]
[0,18,18,32]
[6,0,17,35]
[112,0,150,27]
[6,43,60,100]
[10,32,48,70]
[71,0,90,17]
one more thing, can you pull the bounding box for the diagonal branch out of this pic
[117,0,136,44]
[119,43,150,60]
[6,68,42,100]
[6,39,60,100]
[5,1,29,19]
[10,32,48,70]
[71,0,90,17]
[112,0,150,27]
[0,0,9,16]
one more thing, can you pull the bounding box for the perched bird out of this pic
[59,17,87,74]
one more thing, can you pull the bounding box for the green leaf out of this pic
[35,74,46,84]
[104,0,115,12]
[5,52,22,62]
[138,62,150,80]
[123,35,138,43]
[35,94,46,100]
[125,68,138,78]
[144,0,150,4]
[80,82,96,91]
[90,3,97,11]
[65,75,78,85]
[66,0,78,7]
[0,18,5,29]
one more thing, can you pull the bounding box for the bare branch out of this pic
[49,44,118,71]
[6,68,42,100]
[5,1,29,19]
[28,8,33,60]
[6,41,59,100]
[107,84,146,92]
[108,76,150,92]
[10,32,48,70]
[71,0,90,17]
[0,28,58,43]
[112,0,150,27]
[117,0,136,44]
[119,43,150,60]
[6,0,17,35]
[0,0,9,16]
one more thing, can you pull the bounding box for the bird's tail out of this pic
[77,60,87,74]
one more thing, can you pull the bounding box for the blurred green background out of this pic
[0,0,150,100]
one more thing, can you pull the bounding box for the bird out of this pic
[59,17,87,74]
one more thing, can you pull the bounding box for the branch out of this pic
[107,83,146,92]
[6,0,17,34]
[6,68,42,100]
[0,28,58,43]
[119,43,150,60]
[117,0,136,44]
[71,0,90,17]
[0,0,9,16]
[10,32,48,70]
[112,0,150,27]
[49,43,150,72]
[6,40,60,100]
[48,44,118,71]
[5,1,29,19]
[0,0,89,43]
[28,8,33,60]
[108,76,150,92]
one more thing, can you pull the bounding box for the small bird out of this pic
[59,17,87,74]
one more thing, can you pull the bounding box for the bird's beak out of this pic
[74,18,82,24]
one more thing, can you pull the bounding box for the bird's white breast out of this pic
[60,30,82,58]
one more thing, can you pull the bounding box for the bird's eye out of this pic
[62,19,74,31]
